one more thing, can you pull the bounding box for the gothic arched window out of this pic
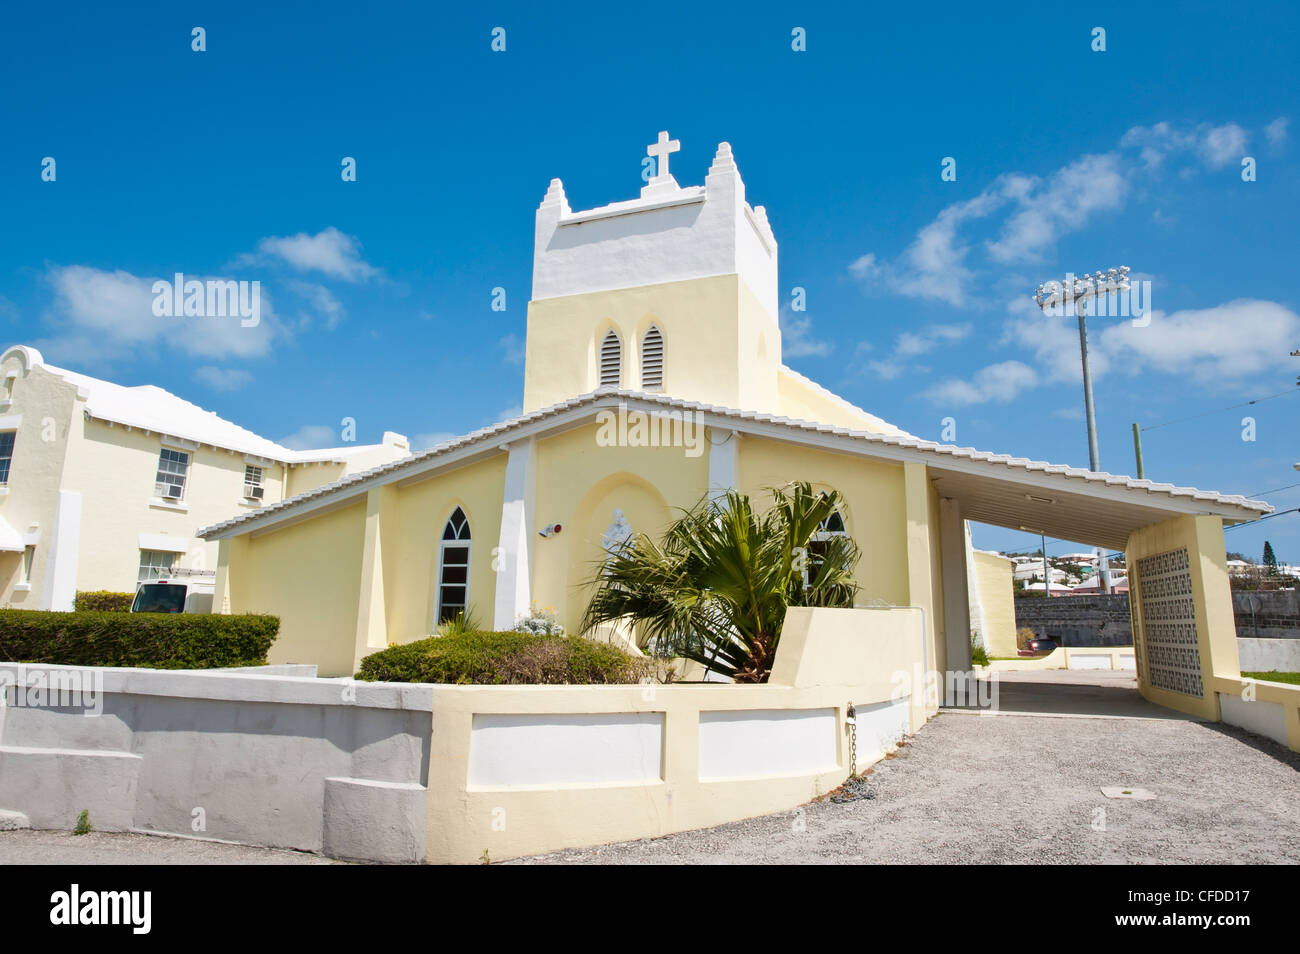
[436,507,472,625]
[598,330,622,388]
[640,325,664,390]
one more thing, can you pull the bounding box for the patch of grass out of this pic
[73,810,92,836]
[1242,671,1300,686]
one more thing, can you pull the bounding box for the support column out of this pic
[903,463,941,693]
[213,535,247,614]
[707,428,738,505]
[354,485,396,669]
[939,498,972,673]
[493,438,537,631]
[39,489,81,611]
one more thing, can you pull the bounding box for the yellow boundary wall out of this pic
[426,606,928,864]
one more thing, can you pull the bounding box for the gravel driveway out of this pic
[518,672,1300,864]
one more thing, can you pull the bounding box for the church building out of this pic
[201,133,1267,724]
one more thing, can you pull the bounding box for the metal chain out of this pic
[831,701,876,803]
[846,702,857,778]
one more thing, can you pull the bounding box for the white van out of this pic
[130,568,216,614]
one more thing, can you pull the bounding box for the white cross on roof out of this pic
[646,130,680,182]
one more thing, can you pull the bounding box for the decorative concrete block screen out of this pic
[1135,547,1203,697]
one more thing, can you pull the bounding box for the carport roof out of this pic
[198,389,1271,550]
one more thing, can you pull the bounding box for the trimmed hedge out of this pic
[74,591,135,613]
[0,610,279,669]
[356,631,650,685]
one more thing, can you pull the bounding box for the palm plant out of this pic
[580,482,861,683]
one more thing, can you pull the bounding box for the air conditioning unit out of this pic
[244,484,264,500]
[164,485,183,499]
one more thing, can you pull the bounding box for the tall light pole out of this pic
[1032,266,1131,594]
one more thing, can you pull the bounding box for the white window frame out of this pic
[434,508,472,626]
[0,430,14,485]
[22,545,35,583]
[138,549,177,582]
[243,464,265,501]
[154,447,190,500]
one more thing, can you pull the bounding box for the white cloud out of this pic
[1121,121,1249,170]
[1098,299,1300,381]
[1266,117,1289,147]
[1200,123,1248,168]
[498,333,525,365]
[252,227,378,282]
[414,431,457,451]
[854,120,1267,308]
[277,424,340,450]
[194,366,254,391]
[895,322,971,357]
[288,281,345,329]
[36,265,279,365]
[986,153,1127,264]
[779,311,832,358]
[924,360,1039,406]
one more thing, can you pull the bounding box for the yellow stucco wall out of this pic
[234,500,368,676]
[1126,513,1238,721]
[971,550,1017,658]
[524,275,777,414]
[736,436,909,607]
[384,455,508,643]
[534,421,710,633]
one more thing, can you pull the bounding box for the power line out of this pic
[1139,386,1300,432]
[1225,507,1300,530]
[1247,481,1300,498]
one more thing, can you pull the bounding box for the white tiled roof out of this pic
[44,364,380,463]
[198,388,1273,539]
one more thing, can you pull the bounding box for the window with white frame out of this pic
[154,447,190,499]
[138,549,176,582]
[435,507,472,625]
[804,498,848,585]
[22,545,35,584]
[243,464,265,500]
[0,431,14,484]
[598,330,622,388]
[640,325,664,390]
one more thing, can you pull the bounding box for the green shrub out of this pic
[73,591,135,612]
[356,631,650,685]
[0,610,279,669]
[970,640,990,667]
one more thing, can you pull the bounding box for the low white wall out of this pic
[698,708,837,781]
[1218,691,1289,748]
[469,712,664,787]
[1236,637,1300,674]
[0,664,432,863]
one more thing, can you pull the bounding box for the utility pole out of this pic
[1033,267,1131,595]
[1042,532,1051,599]
[1132,423,1145,479]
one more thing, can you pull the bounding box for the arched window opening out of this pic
[599,330,622,388]
[436,507,472,624]
[805,494,848,585]
[640,325,664,390]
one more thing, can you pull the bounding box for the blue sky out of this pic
[3,1,1297,561]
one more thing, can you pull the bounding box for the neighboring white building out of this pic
[0,345,410,609]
